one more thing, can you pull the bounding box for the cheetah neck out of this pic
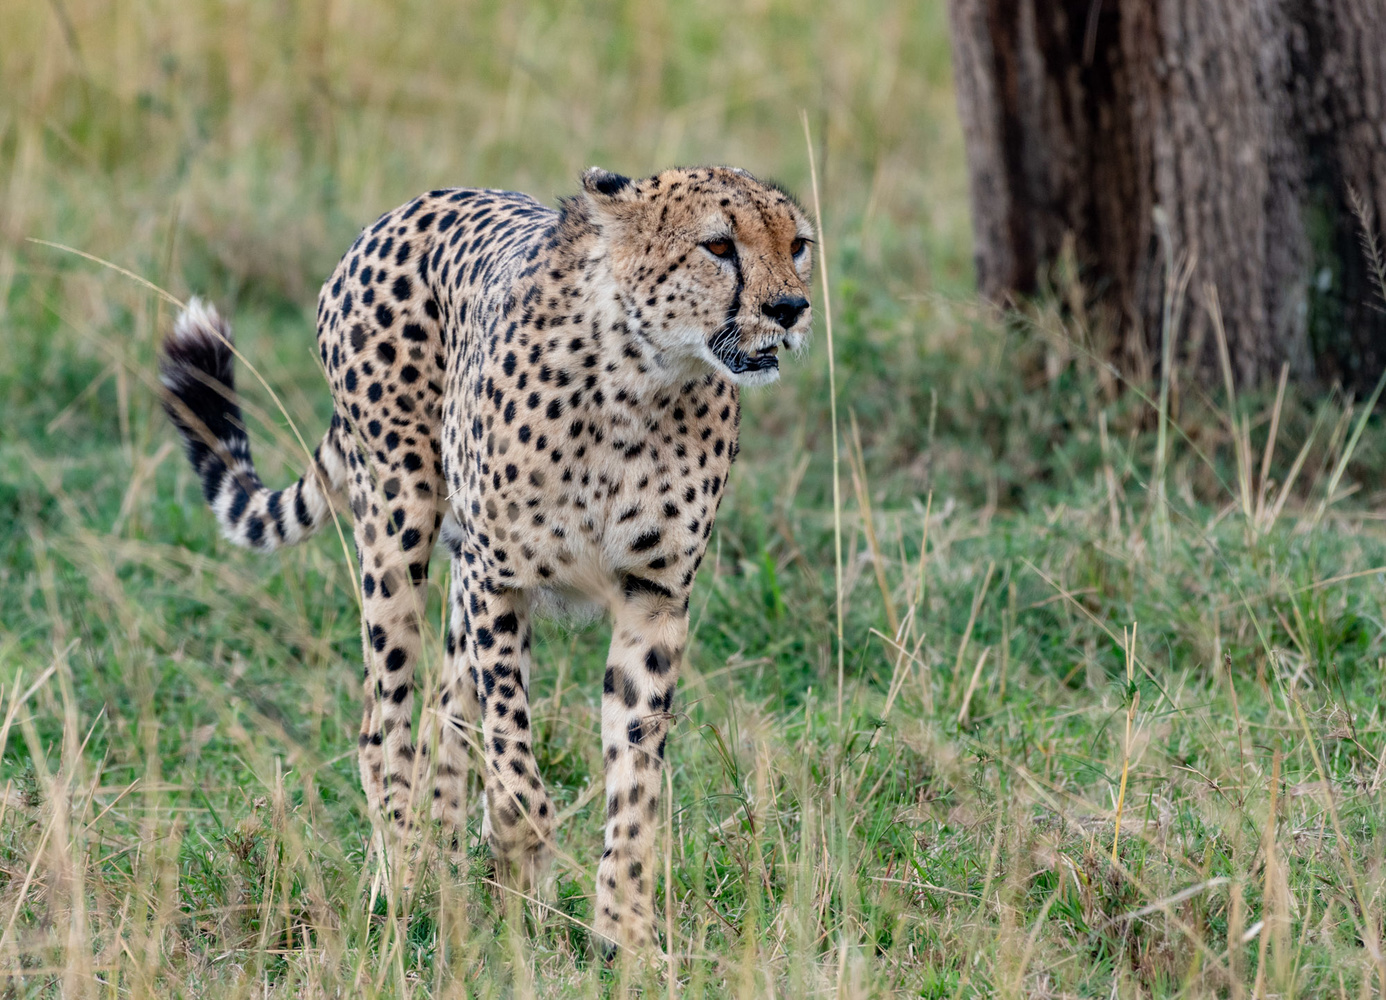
[537,200,719,397]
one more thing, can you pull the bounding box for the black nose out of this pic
[761,295,808,330]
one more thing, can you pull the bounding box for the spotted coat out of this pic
[159,165,814,951]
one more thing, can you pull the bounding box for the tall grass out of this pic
[6,1,1386,996]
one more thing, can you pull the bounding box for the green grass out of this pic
[6,1,1386,996]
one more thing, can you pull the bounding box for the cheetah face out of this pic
[583,166,814,388]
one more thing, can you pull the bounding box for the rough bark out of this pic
[947,0,1386,389]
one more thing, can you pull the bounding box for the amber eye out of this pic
[790,237,808,256]
[703,239,735,259]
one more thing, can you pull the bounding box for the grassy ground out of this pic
[6,1,1386,996]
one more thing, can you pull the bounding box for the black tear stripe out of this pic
[726,255,744,332]
[717,256,745,366]
[707,254,771,375]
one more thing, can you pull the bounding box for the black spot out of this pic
[627,719,644,744]
[624,575,673,599]
[392,275,412,301]
[386,648,407,671]
[377,342,397,364]
[645,646,672,675]
[630,529,661,552]
[376,303,395,328]
[401,527,421,550]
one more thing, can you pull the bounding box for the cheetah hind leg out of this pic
[426,556,483,862]
[349,478,441,896]
[471,586,557,901]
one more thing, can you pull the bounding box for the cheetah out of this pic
[159,166,814,951]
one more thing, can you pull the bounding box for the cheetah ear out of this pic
[581,167,636,201]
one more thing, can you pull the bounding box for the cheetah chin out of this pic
[705,327,808,388]
[158,164,813,954]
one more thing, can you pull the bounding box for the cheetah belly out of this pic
[437,511,607,625]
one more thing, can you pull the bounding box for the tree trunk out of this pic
[947,0,1386,390]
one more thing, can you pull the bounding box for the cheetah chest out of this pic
[447,370,739,593]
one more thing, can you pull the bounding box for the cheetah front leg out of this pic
[466,583,556,893]
[595,581,688,952]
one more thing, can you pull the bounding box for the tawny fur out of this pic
[160,166,814,952]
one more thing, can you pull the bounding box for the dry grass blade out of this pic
[948,561,995,706]
[1111,623,1139,863]
[801,108,845,723]
[1254,362,1289,531]
[1207,284,1255,524]
[1310,366,1386,529]
[26,238,186,309]
[1151,207,1197,556]
[955,646,990,727]
[847,409,899,637]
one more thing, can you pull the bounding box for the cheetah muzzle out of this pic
[158,165,814,954]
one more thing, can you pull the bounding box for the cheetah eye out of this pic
[703,239,735,260]
[790,237,811,257]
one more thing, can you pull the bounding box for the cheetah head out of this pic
[581,166,814,388]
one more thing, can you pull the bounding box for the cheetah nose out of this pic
[761,295,808,330]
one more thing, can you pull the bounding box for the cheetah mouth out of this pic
[709,332,789,376]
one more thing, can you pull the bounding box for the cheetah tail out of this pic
[159,298,348,552]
